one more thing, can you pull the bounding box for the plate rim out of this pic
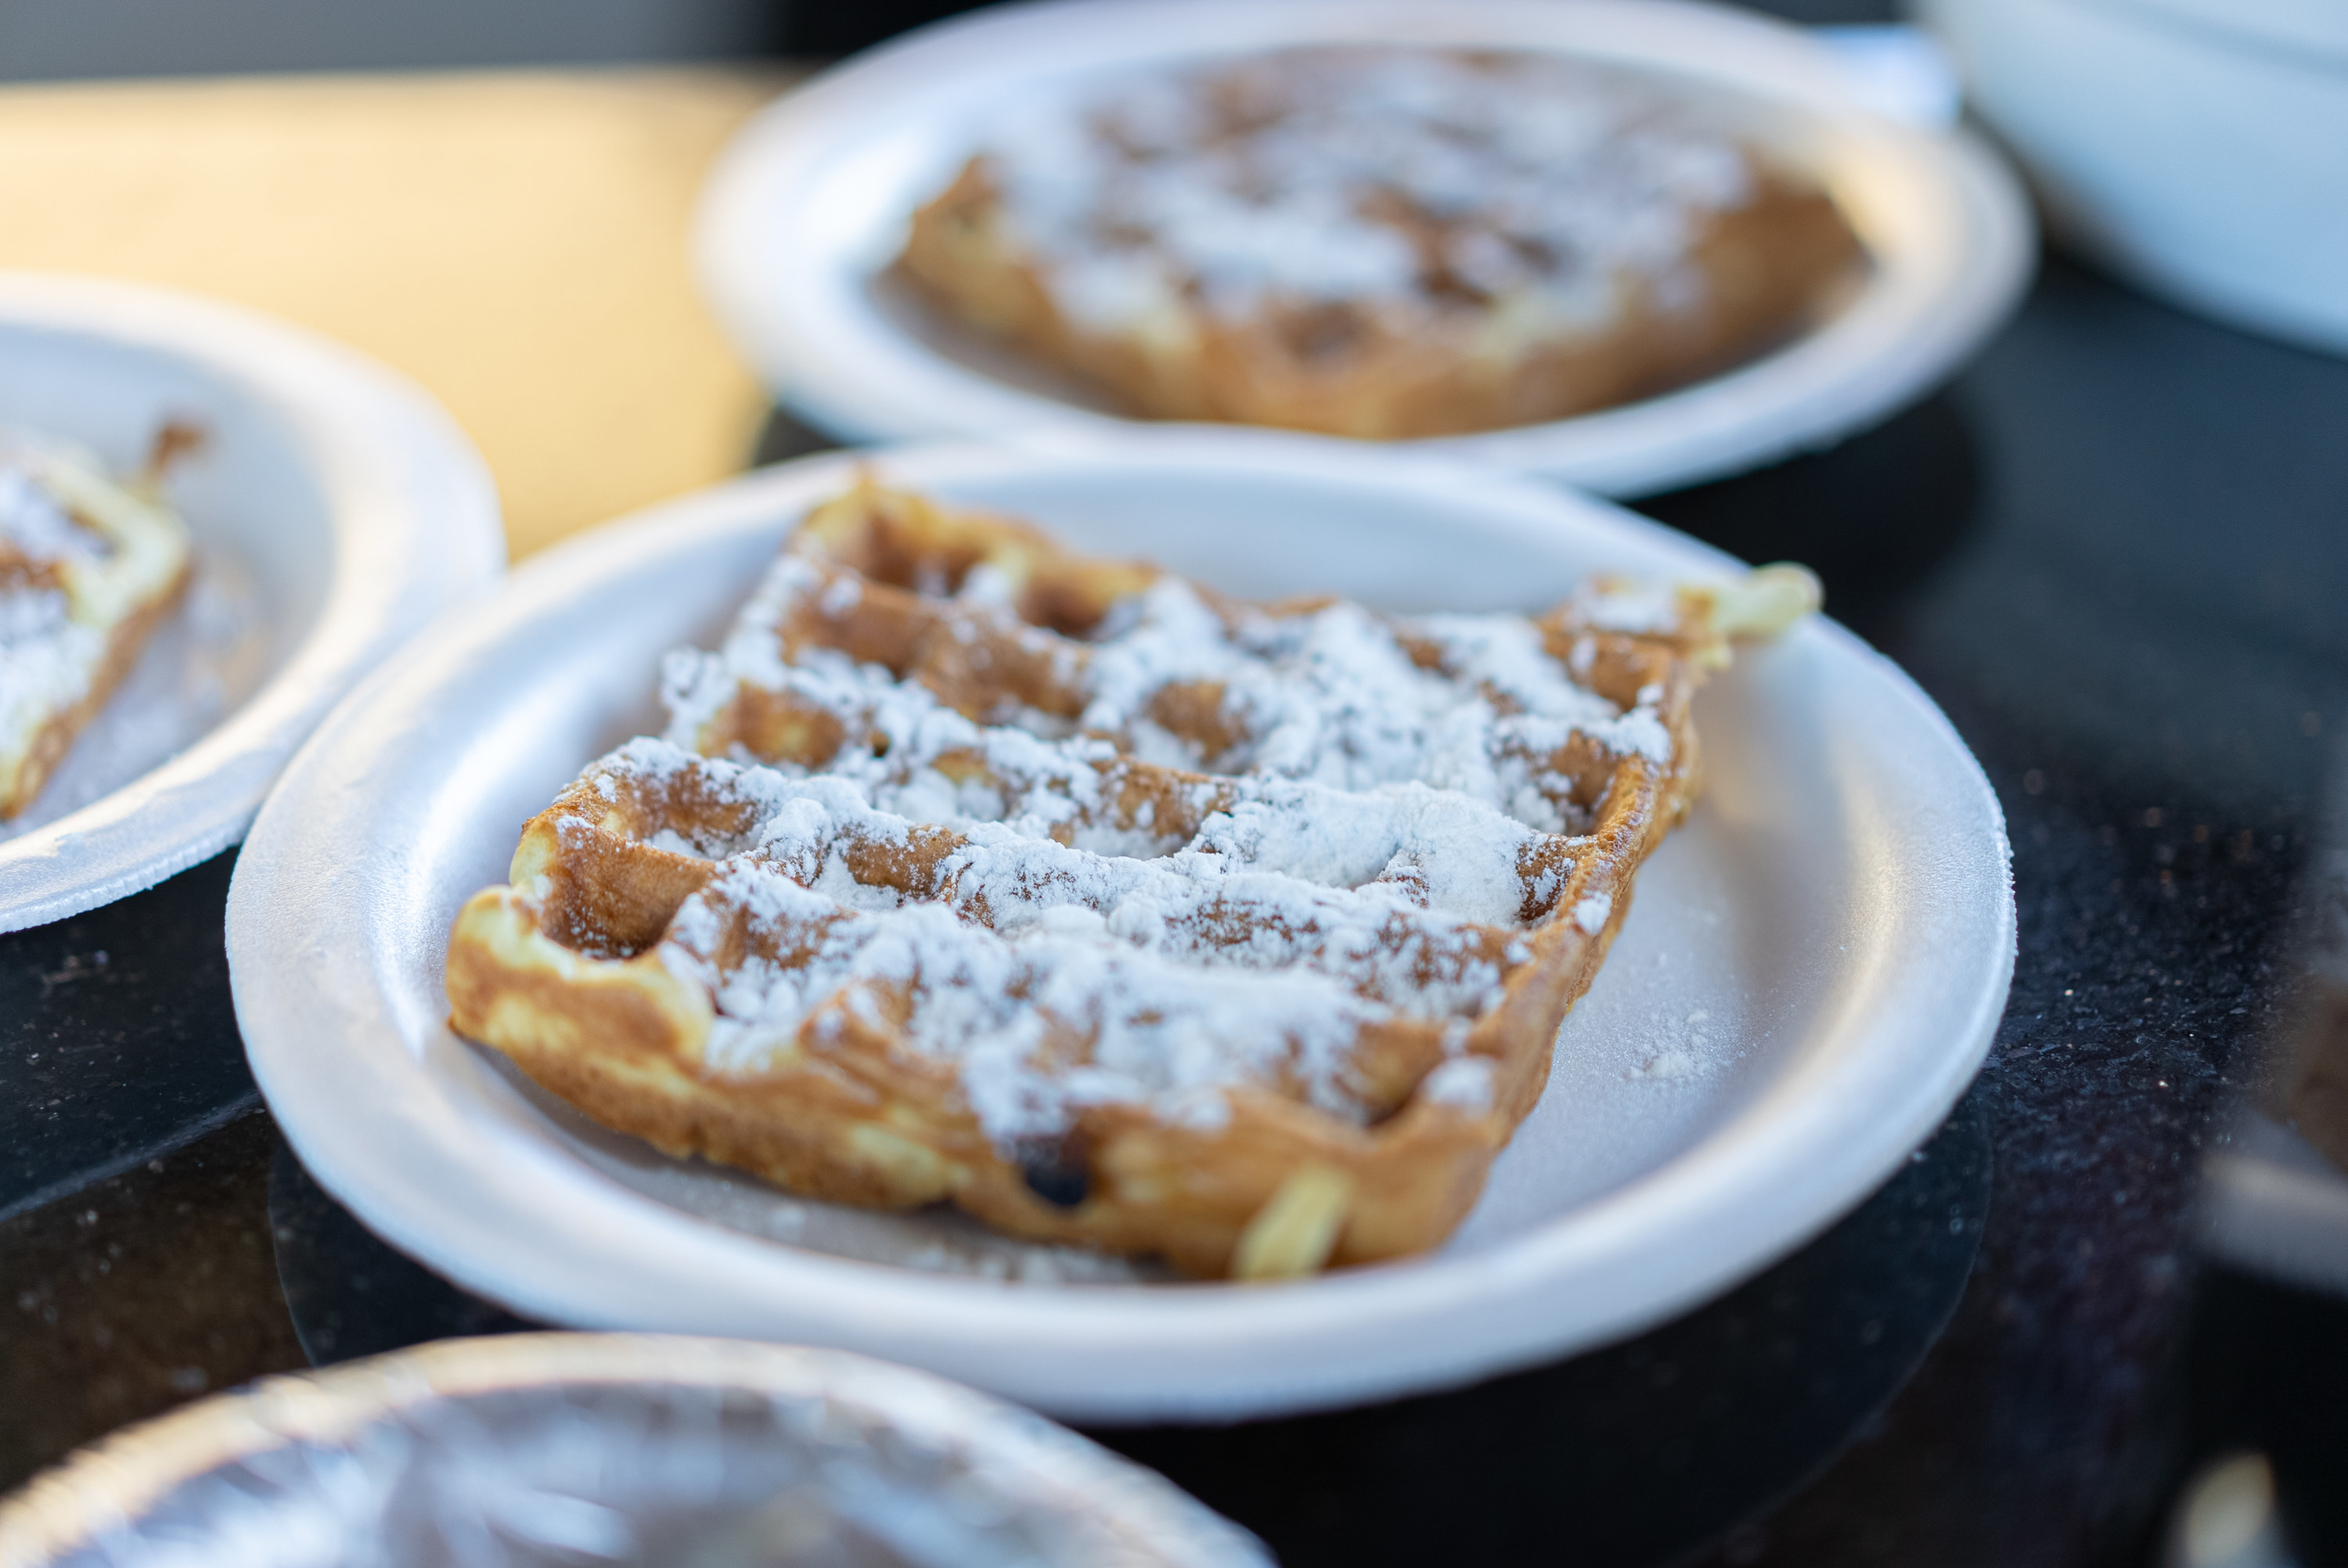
[229,434,2015,1422]
[0,272,504,933]
[693,0,2036,498]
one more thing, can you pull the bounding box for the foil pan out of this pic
[0,1335,1268,1567]
[0,271,502,933]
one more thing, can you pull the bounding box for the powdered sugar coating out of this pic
[664,849,1392,1143]
[667,545,1673,835]
[0,596,102,746]
[0,438,111,764]
[582,509,1684,1150]
[571,736,1527,1137]
[977,47,1758,335]
[0,457,101,563]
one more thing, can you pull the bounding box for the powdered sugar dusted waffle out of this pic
[445,481,1817,1278]
[896,47,1862,439]
[0,430,196,820]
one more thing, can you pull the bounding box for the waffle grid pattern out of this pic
[895,47,1861,440]
[446,483,1758,1278]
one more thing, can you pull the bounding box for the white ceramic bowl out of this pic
[0,272,502,933]
[228,433,2014,1422]
[697,0,2035,498]
[1920,0,2348,356]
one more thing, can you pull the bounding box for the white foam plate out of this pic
[0,273,502,933]
[228,434,2012,1423]
[696,0,2036,498]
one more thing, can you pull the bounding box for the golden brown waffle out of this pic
[896,47,1862,440]
[446,480,1816,1278]
[0,428,196,820]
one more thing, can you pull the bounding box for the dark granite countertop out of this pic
[6,253,2347,1566]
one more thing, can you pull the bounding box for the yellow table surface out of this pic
[0,67,803,557]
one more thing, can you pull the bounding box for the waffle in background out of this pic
[0,67,797,556]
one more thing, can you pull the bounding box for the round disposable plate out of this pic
[228,435,2012,1422]
[0,272,502,933]
[0,1334,1266,1566]
[695,0,2035,498]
